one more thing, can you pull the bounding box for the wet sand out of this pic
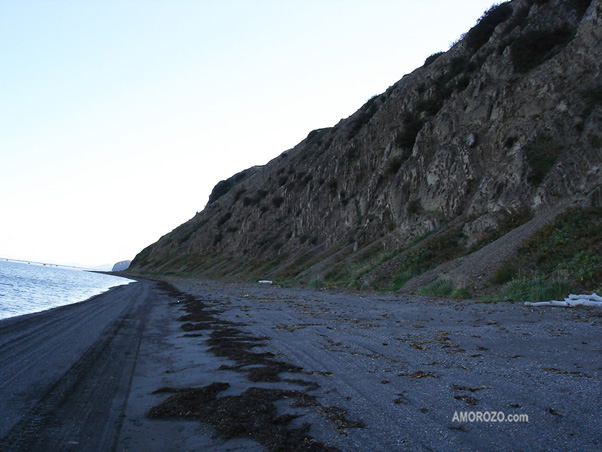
[1,278,601,451]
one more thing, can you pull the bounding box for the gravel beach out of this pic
[1,277,601,451]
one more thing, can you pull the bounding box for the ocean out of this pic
[0,260,135,321]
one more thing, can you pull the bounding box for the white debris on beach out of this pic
[524,293,602,308]
[258,280,273,284]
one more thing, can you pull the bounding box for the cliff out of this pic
[112,260,131,272]
[131,0,602,295]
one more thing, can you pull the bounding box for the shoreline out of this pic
[0,261,137,322]
[1,277,601,451]
[0,280,136,324]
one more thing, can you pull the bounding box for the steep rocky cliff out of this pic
[131,0,602,294]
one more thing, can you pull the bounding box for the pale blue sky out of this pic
[0,0,496,266]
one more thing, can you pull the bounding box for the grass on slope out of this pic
[494,207,602,301]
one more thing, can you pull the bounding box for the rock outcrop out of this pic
[112,260,131,272]
[131,0,602,291]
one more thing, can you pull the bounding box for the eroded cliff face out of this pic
[131,0,602,289]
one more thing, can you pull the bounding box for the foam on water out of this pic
[0,260,135,320]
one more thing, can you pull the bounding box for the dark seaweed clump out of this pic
[148,384,336,452]
[149,282,364,452]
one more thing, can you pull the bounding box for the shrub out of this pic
[406,200,423,215]
[504,136,517,148]
[207,180,232,205]
[562,250,602,285]
[309,278,324,288]
[455,75,471,92]
[425,230,466,262]
[504,277,573,302]
[524,136,563,185]
[395,114,423,149]
[417,97,444,116]
[589,134,602,148]
[207,168,254,204]
[387,272,415,291]
[233,188,246,202]
[347,96,379,138]
[216,212,232,227]
[449,56,472,76]
[569,0,593,20]
[418,279,454,297]
[493,260,518,284]
[272,196,284,208]
[386,156,404,174]
[581,84,602,117]
[305,128,331,148]
[327,179,338,195]
[510,27,574,73]
[502,3,532,35]
[424,51,444,67]
[419,56,474,116]
[451,286,473,299]
[465,3,514,52]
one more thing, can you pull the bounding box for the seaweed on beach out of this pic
[149,384,338,452]
[207,324,303,382]
[319,406,366,434]
[151,281,362,451]
[454,395,479,407]
[159,281,302,383]
[148,382,231,417]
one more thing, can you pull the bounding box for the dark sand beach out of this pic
[1,278,601,451]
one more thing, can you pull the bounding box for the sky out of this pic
[0,0,496,267]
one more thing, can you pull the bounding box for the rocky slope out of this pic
[131,0,602,293]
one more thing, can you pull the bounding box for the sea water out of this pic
[0,260,135,320]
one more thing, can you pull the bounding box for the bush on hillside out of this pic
[424,51,444,67]
[395,114,423,149]
[465,3,514,52]
[524,136,563,185]
[510,27,574,73]
[569,0,593,19]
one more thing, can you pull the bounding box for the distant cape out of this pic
[112,260,131,272]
